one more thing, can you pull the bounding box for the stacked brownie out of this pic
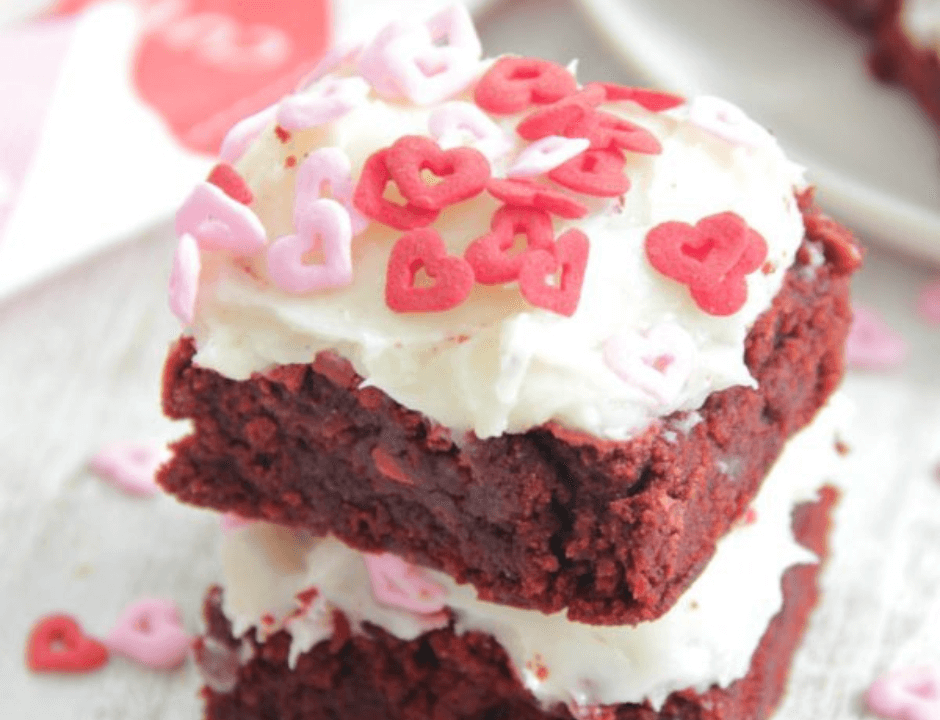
[159,7,861,719]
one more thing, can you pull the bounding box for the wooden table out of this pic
[2,0,939,717]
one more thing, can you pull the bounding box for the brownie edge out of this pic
[160,195,858,625]
[197,488,839,720]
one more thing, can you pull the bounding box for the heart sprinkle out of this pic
[474,56,578,115]
[548,148,630,197]
[866,666,940,720]
[518,229,590,317]
[294,148,369,235]
[487,178,588,219]
[206,163,254,205]
[644,212,768,316]
[364,553,448,615]
[267,198,354,294]
[465,205,556,284]
[688,96,774,148]
[518,101,661,155]
[602,322,697,404]
[582,82,684,112]
[277,75,370,131]
[385,135,491,211]
[219,104,278,164]
[359,6,481,105]
[89,441,171,497]
[105,599,191,670]
[353,149,440,231]
[168,233,201,326]
[175,183,267,255]
[507,136,591,178]
[428,101,514,162]
[385,229,475,313]
[26,614,109,673]
[846,305,908,371]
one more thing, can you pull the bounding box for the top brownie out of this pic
[158,7,861,624]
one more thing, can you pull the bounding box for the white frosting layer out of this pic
[219,395,849,710]
[187,44,807,441]
[902,0,940,51]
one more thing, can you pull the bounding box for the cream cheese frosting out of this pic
[218,395,849,711]
[179,8,809,442]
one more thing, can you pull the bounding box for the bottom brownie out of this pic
[196,486,837,720]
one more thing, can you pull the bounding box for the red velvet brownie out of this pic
[159,7,861,626]
[192,401,846,720]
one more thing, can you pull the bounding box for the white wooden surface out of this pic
[2,1,940,718]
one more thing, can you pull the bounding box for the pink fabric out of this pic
[0,17,77,245]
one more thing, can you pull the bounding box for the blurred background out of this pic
[1,0,938,718]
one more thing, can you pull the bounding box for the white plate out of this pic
[575,0,940,264]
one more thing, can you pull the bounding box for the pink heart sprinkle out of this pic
[89,442,171,497]
[267,198,353,294]
[276,75,370,131]
[507,136,591,178]
[219,104,278,164]
[846,305,907,371]
[358,7,481,105]
[357,23,412,98]
[917,279,940,325]
[387,36,478,106]
[688,95,773,148]
[294,39,364,91]
[428,101,514,162]
[294,148,369,235]
[175,183,267,255]
[603,322,697,405]
[364,553,447,615]
[105,599,191,670]
[423,4,482,57]
[168,233,201,326]
[866,666,940,720]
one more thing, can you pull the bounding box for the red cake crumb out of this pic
[196,489,838,720]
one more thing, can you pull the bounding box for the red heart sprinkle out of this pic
[464,206,556,284]
[645,212,767,316]
[518,229,589,316]
[516,99,594,143]
[385,229,475,313]
[583,82,685,112]
[206,163,254,205]
[27,614,110,673]
[569,110,662,154]
[518,102,661,155]
[385,135,491,211]
[353,149,440,231]
[487,178,588,219]
[548,148,630,197]
[474,56,578,115]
